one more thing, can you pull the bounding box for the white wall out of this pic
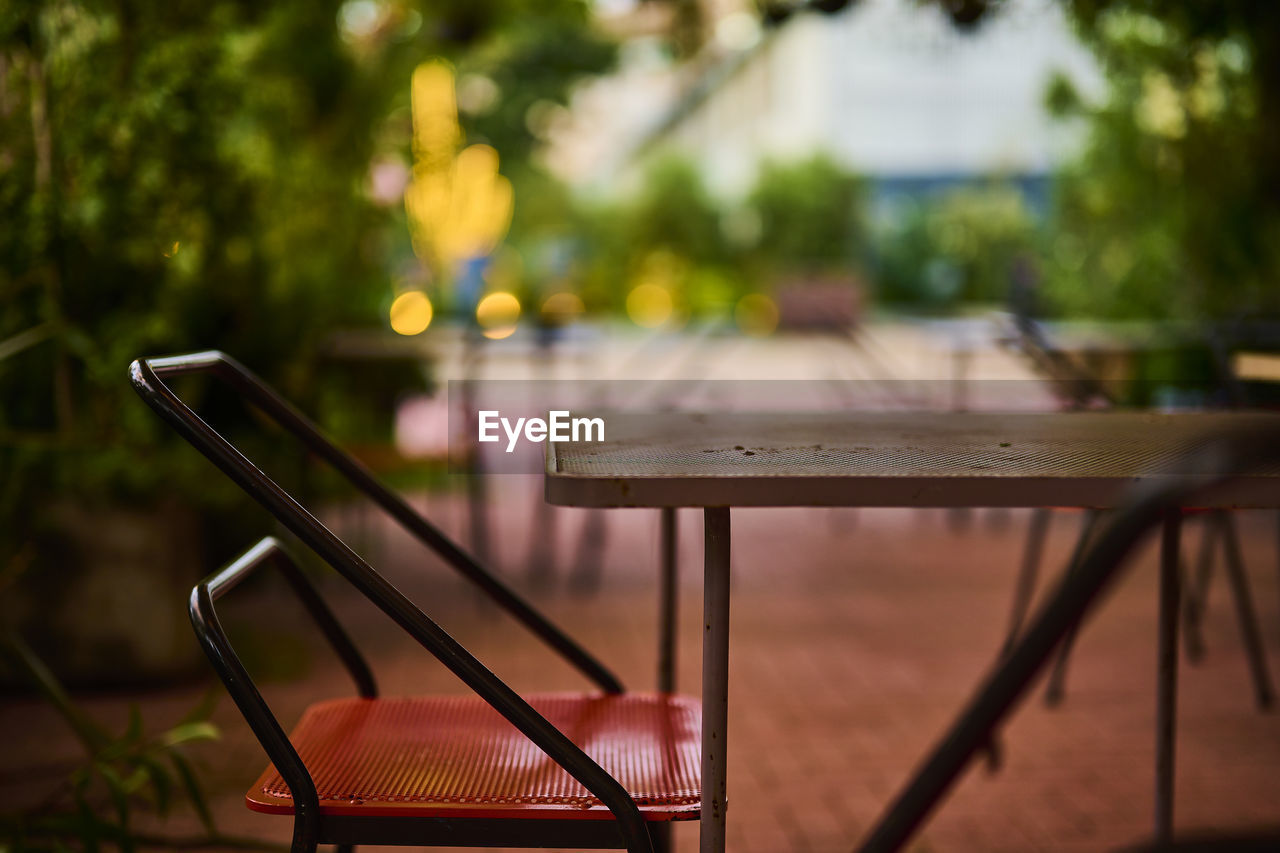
[604,0,1104,197]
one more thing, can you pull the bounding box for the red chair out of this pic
[132,352,700,852]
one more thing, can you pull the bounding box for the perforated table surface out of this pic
[546,411,1280,509]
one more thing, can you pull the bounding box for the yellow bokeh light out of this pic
[411,60,460,171]
[476,291,521,340]
[735,293,779,337]
[389,290,434,336]
[404,143,514,266]
[540,291,585,324]
[626,282,673,329]
[403,59,514,270]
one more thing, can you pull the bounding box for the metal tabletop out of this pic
[547,411,1280,509]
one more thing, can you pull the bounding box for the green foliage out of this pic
[539,153,871,317]
[456,5,616,163]
[876,184,1040,310]
[0,0,614,575]
[1040,1,1280,321]
[628,157,729,267]
[0,635,279,852]
[2,1,402,543]
[747,154,868,274]
[546,156,735,315]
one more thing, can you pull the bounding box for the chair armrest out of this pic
[195,536,375,698]
[189,538,331,838]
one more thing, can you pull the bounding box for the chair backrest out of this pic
[1002,312,1115,410]
[130,351,654,853]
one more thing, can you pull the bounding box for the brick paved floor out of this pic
[4,480,1279,852]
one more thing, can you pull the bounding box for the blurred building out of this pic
[547,0,1103,205]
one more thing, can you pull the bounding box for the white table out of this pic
[545,411,1280,852]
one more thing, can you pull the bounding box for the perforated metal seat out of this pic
[248,693,701,821]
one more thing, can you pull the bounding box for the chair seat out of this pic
[248,692,701,822]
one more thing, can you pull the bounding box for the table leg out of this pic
[659,507,678,693]
[701,507,731,853]
[1155,510,1181,843]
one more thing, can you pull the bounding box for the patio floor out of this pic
[6,478,1278,852]
[5,324,1278,851]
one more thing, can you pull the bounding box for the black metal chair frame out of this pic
[130,351,670,853]
[997,314,1273,711]
[856,425,1280,853]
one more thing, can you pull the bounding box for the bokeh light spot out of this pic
[477,291,521,339]
[626,282,673,329]
[540,291,585,325]
[389,290,434,336]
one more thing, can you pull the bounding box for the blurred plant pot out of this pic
[3,499,205,688]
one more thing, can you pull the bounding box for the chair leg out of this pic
[946,506,974,533]
[528,487,558,590]
[1045,510,1100,707]
[569,509,608,593]
[985,507,1052,772]
[1003,508,1051,654]
[1217,511,1276,710]
[291,818,320,853]
[1182,513,1219,662]
[1044,624,1076,707]
[1155,511,1182,844]
[854,499,1148,853]
[648,821,674,853]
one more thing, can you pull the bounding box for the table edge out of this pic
[544,473,1280,509]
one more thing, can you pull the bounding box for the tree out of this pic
[876,183,1039,309]
[0,0,614,679]
[1040,1,1280,322]
[747,154,868,275]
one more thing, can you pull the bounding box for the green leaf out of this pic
[169,752,216,835]
[135,755,174,816]
[0,634,108,753]
[92,762,133,834]
[121,766,150,796]
[178,685,221,727]
[73,797,102,853]
[124,704,144,744]
[159,721,219,748]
